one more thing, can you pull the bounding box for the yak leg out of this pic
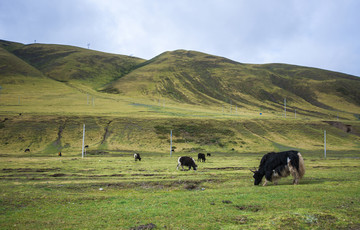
[289,165,300,185]
[262,179,269,186]
[177,163,183,170]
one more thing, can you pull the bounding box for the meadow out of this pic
[1,41,360,229]
[0,151,359,229]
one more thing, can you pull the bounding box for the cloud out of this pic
[0,0,359,76]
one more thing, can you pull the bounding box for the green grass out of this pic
[0,153,359,229]
[0,39,360,229]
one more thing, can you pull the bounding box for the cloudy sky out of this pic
[1,0,359,76]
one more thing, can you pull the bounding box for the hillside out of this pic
[1,40,359,118]
[0,39,360,155]
[105,50,360,118]
[0,40,145,89]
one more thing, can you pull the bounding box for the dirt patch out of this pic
[222,200,233,204]
[235,205,261,212]
[312,166,331,169]
[130,223,156,230]
[184,182,200,190]
[323,121,359,136]
[51,173,67,177]
[131,174,155,177]
[110,174,125,177]
[2,168,60,172]
[233,216,248,224]
[314,214,337,224]
[106,179,221,190]
[86,150,109,155]
[203,167,247,171]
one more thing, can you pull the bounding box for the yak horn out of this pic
[250,167,257,173]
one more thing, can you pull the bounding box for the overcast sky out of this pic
[1,0,359,76]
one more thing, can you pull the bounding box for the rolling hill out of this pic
[1,40,359,116]
[0,39,359,155]
[0,39,145,89]
[105,49,360,117]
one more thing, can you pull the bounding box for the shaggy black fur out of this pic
[253,150,301,185]
[177,156,197,171]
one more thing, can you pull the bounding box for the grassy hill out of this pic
[0,40,145,89]
[0,40,359,156]
[106,49,360,118]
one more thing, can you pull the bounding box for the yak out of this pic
[198,153,206,162]
[252,150,305,186]
[177,156,197,171]
[134,153,141,162]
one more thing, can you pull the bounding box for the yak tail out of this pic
[297,152,305,179]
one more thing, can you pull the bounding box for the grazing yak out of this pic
[252,150,305,186]
[134,153,141,162]
[198,153,206,162]
[177,156,197,171]
[24,148,30,153]
[207,153,211,157]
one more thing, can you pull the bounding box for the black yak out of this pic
[177,156,197,171]
[252,150,305,186]
[198,153,206,162]
[134,153,141,162]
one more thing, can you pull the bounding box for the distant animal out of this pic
[207,153,211,157]
[251,150,305,186]
[85,145,89,148]
[197,153,206,162]
[177,156,197,171]
[24,148,30,152]
[134,153,141,161]
[58,152,62,157]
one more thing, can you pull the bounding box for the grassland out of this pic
[0,40,360,229]
[0,152,359,229]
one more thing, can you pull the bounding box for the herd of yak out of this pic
[134,150,305,186]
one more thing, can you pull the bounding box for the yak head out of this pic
[192,163,198,171]
[251,168,264,185]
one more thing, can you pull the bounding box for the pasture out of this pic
[1,151,359,229]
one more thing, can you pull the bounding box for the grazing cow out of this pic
[58,152,62,157]
[207,153,211,157]
[24,148,30,153]
[198,153,206,162]
[251,150,305,186]
[177,156,197,171]
[134,153,141,162]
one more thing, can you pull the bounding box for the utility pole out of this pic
[82,124,85,158]
[170,130,173,157]
[324,130,326,159]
